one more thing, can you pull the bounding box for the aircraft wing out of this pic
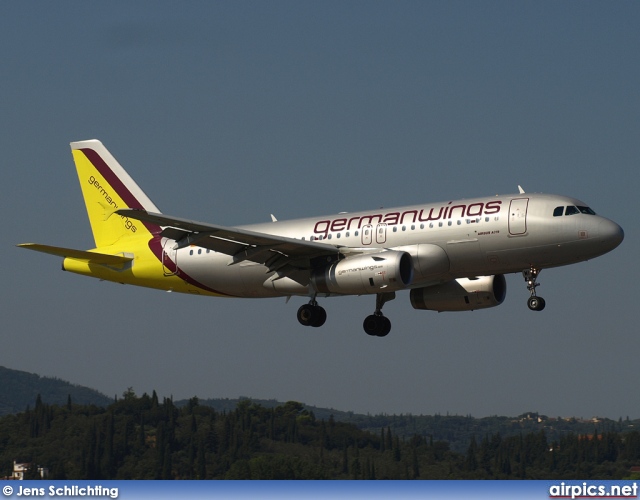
[116,209,339,272]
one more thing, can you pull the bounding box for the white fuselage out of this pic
[167,193,623,298]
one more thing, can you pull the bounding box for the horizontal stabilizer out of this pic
[17,243,133,265]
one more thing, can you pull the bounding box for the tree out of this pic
[465,436,478,472]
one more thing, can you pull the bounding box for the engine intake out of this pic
[312,251,413,295]
[410,274,506,312]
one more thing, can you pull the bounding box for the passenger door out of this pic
[508,198,529,235]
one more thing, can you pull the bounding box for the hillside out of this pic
[1,366,638,457]
[0,366,112,415]
[1,395,639,479]
[184,398,640,454]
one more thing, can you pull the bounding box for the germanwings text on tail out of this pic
[19,140,624,337]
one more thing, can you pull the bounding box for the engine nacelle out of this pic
[410,274,506,312]
[312,251,413,295]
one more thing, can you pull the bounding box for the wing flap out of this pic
[18,243,133,265]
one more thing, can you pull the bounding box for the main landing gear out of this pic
[523,266,546,311]
[297,299,327,328]
[297,292,396,337]
[363,292,395,337]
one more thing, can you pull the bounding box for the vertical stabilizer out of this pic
[71,140,161,247]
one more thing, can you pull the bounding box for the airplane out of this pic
[19,140,624,337]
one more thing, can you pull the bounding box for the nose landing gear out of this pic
[523,267,546,311]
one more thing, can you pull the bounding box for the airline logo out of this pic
[313,200,502,238]
[87,175,138,233]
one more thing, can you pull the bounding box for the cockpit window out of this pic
[565,206,580,216]
[577,206,596,215]
[554,205,597,217]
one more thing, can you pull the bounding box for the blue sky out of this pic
[3,1,639,419]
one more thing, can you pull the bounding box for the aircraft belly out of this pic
[175,253,281,298]
[445,239,486,273]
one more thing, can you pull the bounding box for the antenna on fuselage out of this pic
[518,185,525,194]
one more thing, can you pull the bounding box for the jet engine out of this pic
[312,251,413,295]
[410,274,506,312]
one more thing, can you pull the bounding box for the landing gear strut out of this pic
[523,266,546,311]
[297,298,327,328]
[363,292,395,337]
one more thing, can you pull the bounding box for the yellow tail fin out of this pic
[71,140,161,247]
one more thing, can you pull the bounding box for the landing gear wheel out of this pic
[363,315,378,336]
[363,315,391,337]
[527,296,546,311]
[297,304,315,326]
[311,306,327,328]
[297,304,327,327]
[378,316,391,337]
[363,292,396,337]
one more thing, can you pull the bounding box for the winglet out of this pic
[518,185,525,194]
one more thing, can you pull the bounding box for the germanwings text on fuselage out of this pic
[312,201,502,239]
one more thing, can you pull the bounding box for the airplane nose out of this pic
[598,219,624,251]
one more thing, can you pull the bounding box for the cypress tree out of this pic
[197,444,206,479]
[351,447,361,479]
[342,442,348,474]
[393,436,402,462]
[412,446,420,478]
[162,443,172,479]
[465,436,478,471]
